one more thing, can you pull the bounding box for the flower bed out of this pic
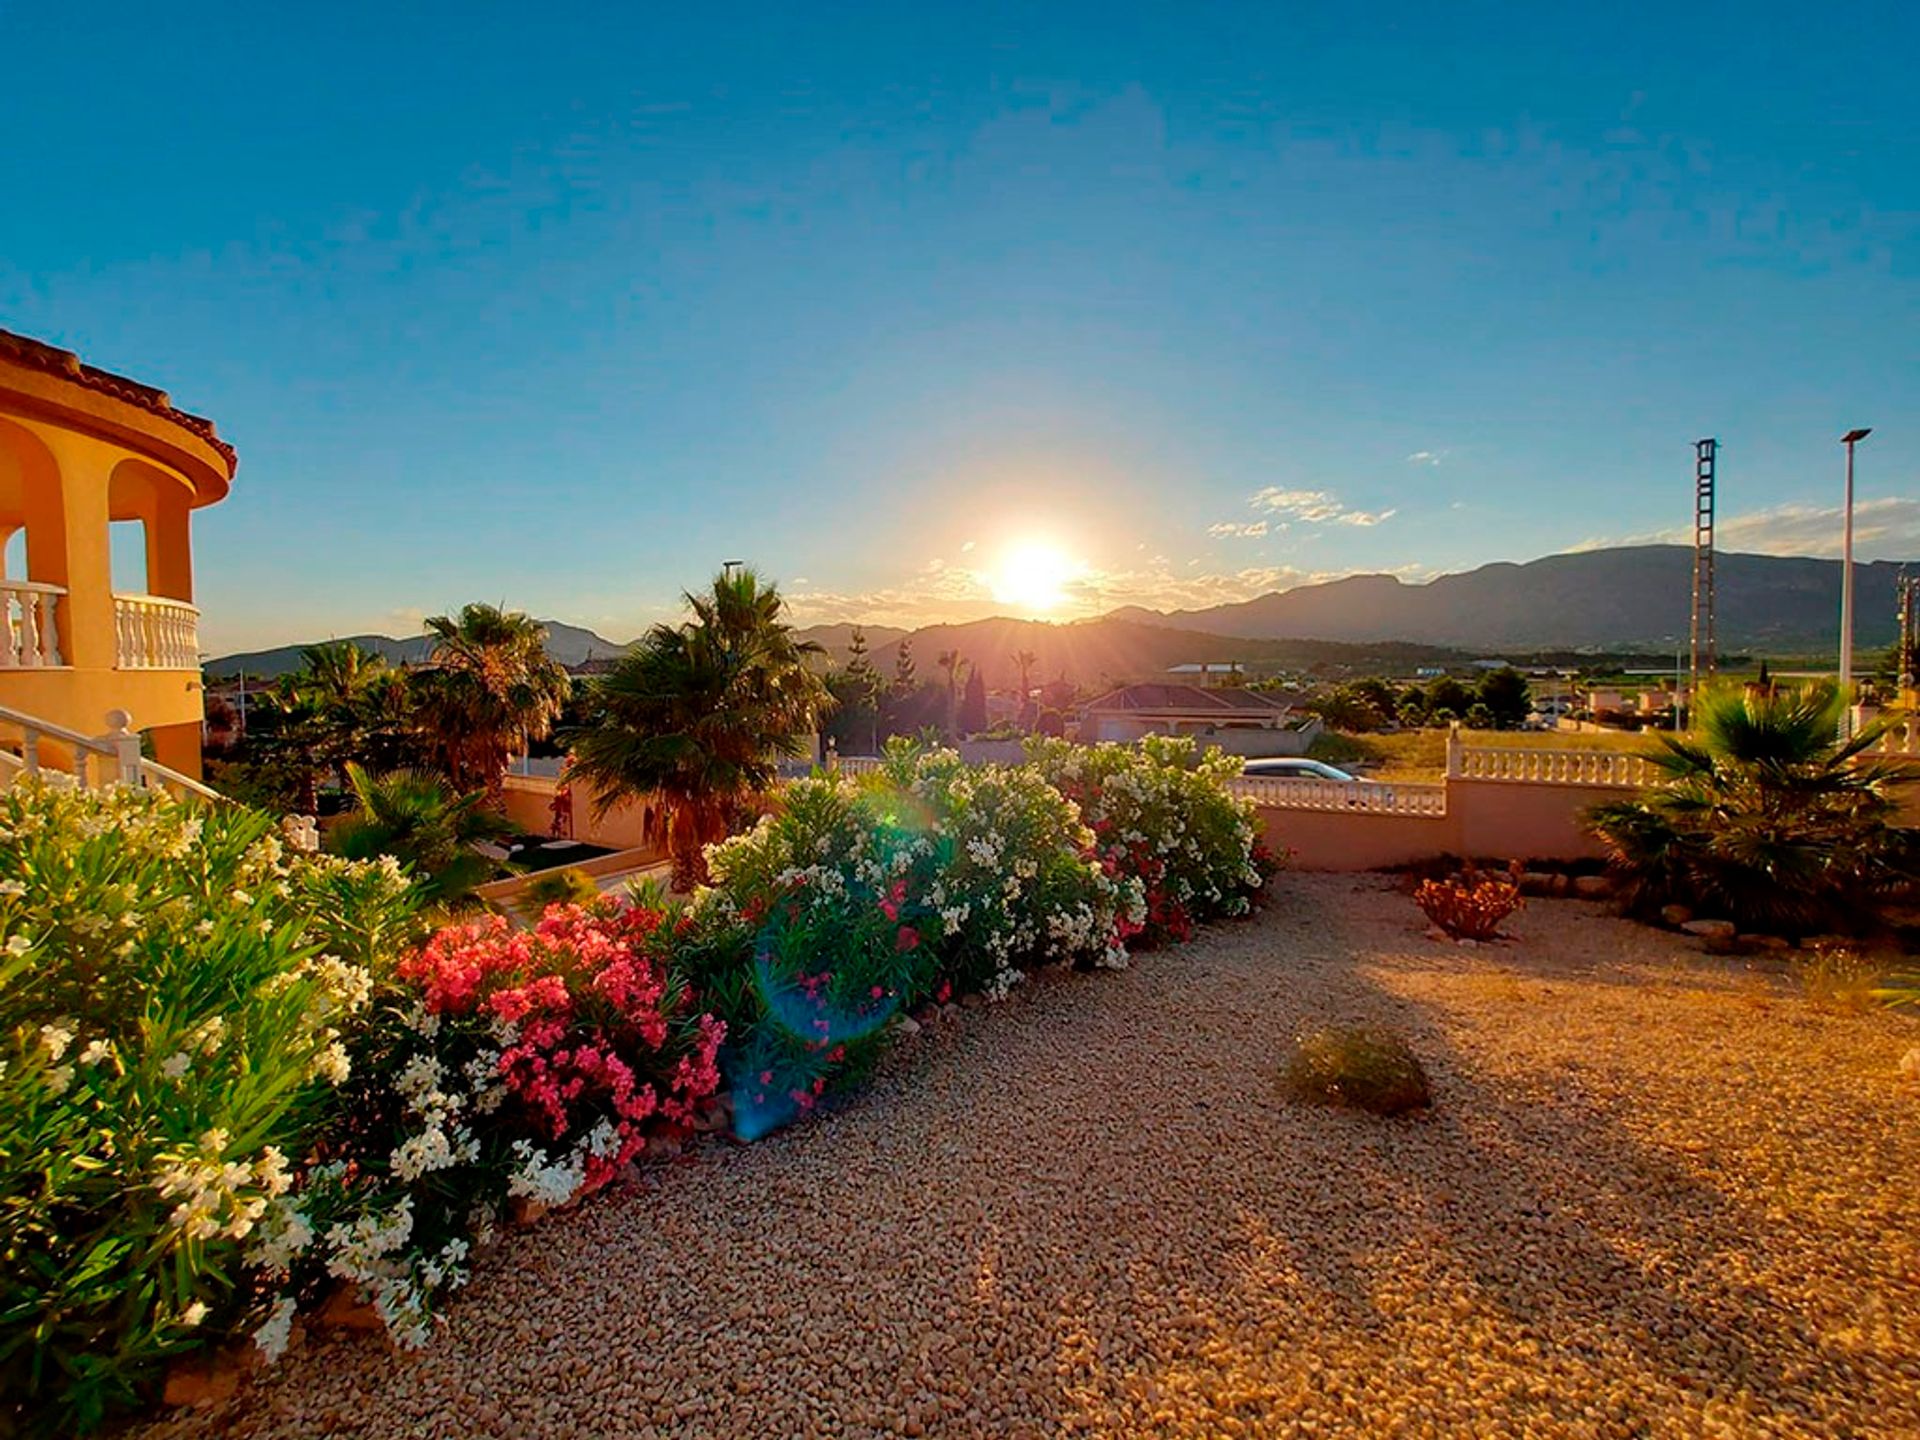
[4,738,1272,1432]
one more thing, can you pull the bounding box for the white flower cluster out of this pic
[387,1053,481,1183]
[153,1131,293,1243]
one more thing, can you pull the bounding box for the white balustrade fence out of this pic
[1228,775,1447,815]
[0,579,65,668]
[113,593,200,670]
[0,704,219,801]
[1867,716,1919,757]
[1448,745,1655,788]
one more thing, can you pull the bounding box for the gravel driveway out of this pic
[151,874,1920,1439]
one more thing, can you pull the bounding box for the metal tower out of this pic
[1687,439,1718,710]
[1898,568,1919,698]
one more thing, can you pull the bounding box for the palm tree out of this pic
[328,763,515,909]
[257,642,405,812]
[1589,680,1915,934]
[566,567,832,889]
[937,650,969,738]
[1011,649,1037,728]
[414,604,570,805]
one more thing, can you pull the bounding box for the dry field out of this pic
[148,875,1920,1439]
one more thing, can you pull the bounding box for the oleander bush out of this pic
[1026,734,1276,943]
[518,865,602,914]
[0,781,420,1436]
[272,902,725,1348]
[694,741,1147,1132]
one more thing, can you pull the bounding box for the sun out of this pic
[991,540,1075,613]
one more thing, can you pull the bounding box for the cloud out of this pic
[1248,486,1397,527]
[1406,450,1445,466]
[1206,520,1270,539]
[1575,496,1920,561]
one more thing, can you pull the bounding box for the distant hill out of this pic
[206,621,630,679]
[1119,546,1913,653]
[798,616,1475,690]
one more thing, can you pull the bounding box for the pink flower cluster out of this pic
[402,904,726,1176]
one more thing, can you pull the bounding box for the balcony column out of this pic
[43,431,115,671]
[146,486,194,603]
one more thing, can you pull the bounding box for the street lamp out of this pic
[1838,428,1872,730]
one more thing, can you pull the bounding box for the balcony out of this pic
[0,578,66,668]
[113,593,200,670]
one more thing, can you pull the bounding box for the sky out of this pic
[1,2,1915,654]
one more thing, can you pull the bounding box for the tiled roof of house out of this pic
[1082,683,1295,715]
[0,328,237,473]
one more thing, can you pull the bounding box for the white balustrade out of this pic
[1866,716,1919,757]
[1450,745,1654,788]
[0,579,66,668]
[1228,775,1448,815]
[0,704,220,801]
[112,593,200,670]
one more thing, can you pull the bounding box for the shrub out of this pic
[0,781,421,1436]
[1025,734,1274,945]
[1793,944,1884,1012]
[1589,681,1915,936]
[691,742,1145,1134]
[1415,861,1524,941]
[273,904,725,1347]
[1282,1026,1432,1115]
[519,865,602,913]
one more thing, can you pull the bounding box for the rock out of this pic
[1800,934,1850,952]
[162,1350,247,1408]
[1571,875,1614,899]
[1681,919,1738,952]
[959,992,986,1010]
[1549,874,1572,897]
[644,1134,684,1160]
[1900,1047,1920,1081]
[1518,872,1558,897]
[508,1195,550,1228]
[1660,904,1694,928]
[1747,935,1791,953]
[888,1014,922,1038]
[316,1283,384,1333]
[1682,918,1735,938]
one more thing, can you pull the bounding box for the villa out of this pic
[1078,680,1322,755]
[0,329,235,781]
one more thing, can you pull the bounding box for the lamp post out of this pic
[1839,428,1872,732]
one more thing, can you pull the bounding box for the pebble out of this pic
[136,876,1920,1440]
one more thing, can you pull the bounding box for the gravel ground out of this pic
[148,875,1920,1439]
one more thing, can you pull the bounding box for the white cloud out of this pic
[1406,450,1445,466]
[1207,520,1270,539]
[1248,486,1397,527]
[1575,496,1920,561]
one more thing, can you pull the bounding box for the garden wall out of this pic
[500,774,666,856]
[1250,771,1628,871]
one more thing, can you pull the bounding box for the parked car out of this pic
[1239,758,1358,781]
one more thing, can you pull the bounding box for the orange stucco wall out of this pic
[0,343,234,779]
[501,775,669,857]
[1259,778,1633,871]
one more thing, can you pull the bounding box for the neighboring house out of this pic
[1079,683,1323,757]
[1,328,238,780]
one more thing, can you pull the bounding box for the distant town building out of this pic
[1079,683,1322,757]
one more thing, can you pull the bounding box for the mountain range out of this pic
[206,545,1911,686]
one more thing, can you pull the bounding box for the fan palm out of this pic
[414,604,570,805]
[936,650,968,737]
[256,642,407,812]
[1588,680,1914,934]
[566,567,833,888]
[328,763,514,908]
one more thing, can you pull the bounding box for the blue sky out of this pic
[2,2,1915,653]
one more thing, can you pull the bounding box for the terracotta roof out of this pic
[1082,683,1295,715]
[0,328,236,473]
